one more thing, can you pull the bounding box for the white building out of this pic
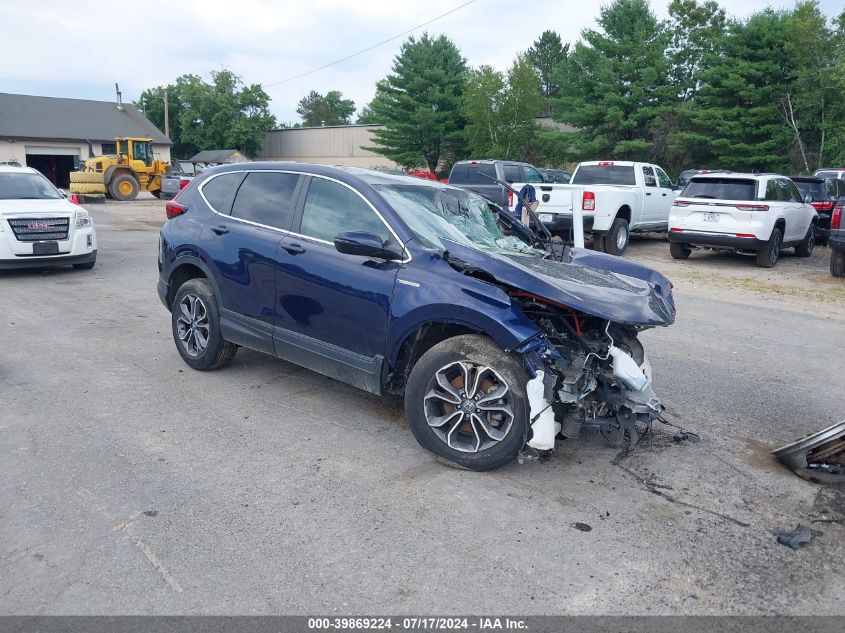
[0,93,171,188]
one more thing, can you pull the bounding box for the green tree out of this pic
[369,33,467,173]
[463,55,543,161]
[138,70,276,159]
[296,90,356,127]
[356,80,390,124]
[666,0,727,101]
[687,10,792,172]
[553,0,672,161]
[136,80,193,159]
[783,1,843,171]
[527,30,569,115]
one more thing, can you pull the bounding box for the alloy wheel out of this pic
[423,361,514,453]
[176,294,210,357]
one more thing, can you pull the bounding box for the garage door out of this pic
[24,146,80,157]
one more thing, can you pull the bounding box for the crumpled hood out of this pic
[442,240,675,326]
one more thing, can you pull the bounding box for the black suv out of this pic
[448,160,545,208]
[791,176,845,243]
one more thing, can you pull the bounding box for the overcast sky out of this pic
[1,0,841,127]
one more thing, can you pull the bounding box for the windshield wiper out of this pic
[475,173,556,258]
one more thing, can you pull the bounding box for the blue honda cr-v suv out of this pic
[158,163,675,470]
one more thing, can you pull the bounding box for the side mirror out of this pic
[334,231,403,260]
[804,194,813,204]
[58,189,69,198]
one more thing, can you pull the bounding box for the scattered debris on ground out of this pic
[772,420,845,484]
[775,524,824,550]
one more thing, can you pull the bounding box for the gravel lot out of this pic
[2,194,844,615]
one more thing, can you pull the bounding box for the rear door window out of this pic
[655,167,673,189]
[571,165,636,186]
[201,172,246,215]
[230,172,300,230]
[642,166,657,187]
[785,179,803,203]
[522,166,545,183]
[502,164,521,183]
[299,177,392,245]
[682,178,758,200]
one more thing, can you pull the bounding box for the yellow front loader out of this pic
[69,137,168,201]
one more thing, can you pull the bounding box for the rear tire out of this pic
[832,250,845,278]
[591,233,607,252]
[669,242,691,260]
[756,227,783,268]
[404,335,528,471]
[108,173,139,201]
[795,225,815,257]
[171,278,238,371]
[604,218,630,256]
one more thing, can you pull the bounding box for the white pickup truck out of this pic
[510,160,677,255]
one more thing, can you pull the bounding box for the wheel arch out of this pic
[164,255,222,310]
[385,316,533,395]
[104,165,138,185]
[617,205,632,224]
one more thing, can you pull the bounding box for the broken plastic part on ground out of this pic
[772,420,845,484]
[774,524,824,550]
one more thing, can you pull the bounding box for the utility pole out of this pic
[163,89,170,139]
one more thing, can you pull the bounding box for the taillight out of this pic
[669,228,684,232]
[832,204,842,230]
[598,161,614,166]
[582,191,595,211]
[812,200,834,211]
[165,199,187,220]
[179,179,190,190]
[735,204,769,212]
[508,189,513,208]
[673,200,691,207]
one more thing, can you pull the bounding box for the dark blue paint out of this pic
[159,162,676,394]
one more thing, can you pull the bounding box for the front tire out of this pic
[171,278,237,371]
[108,173,139,201]
[604,218,630,256]
[795,224,815,257]
[404,335,527,471]
[756,227,783,268]
[669,242,691,260]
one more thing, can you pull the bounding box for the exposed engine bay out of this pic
[511,292,663,454]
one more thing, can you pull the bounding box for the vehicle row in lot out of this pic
[158,163,676,470]
[0,165,97,270]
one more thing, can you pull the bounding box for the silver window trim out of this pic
[197,169,411,263]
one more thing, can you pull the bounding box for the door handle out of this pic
[662,193,668,197]
[210,224,229,235]
[281,242,306,255]
[646,192,652,196]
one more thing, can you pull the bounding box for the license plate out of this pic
[33,241,59,255]
[703,212,719,223]
[539,213,554,223]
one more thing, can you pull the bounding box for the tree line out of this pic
[138,0,843,178]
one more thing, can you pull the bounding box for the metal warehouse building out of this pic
[0,93,171,188]
[257,124,399,168]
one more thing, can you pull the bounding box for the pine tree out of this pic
[369,33,467,173]
[553,0,671,161]
[527,30,569,115]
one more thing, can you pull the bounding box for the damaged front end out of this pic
[512,293,664,455]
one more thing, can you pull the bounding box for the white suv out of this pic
[668,173,817,267]
[0,165,97,270]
